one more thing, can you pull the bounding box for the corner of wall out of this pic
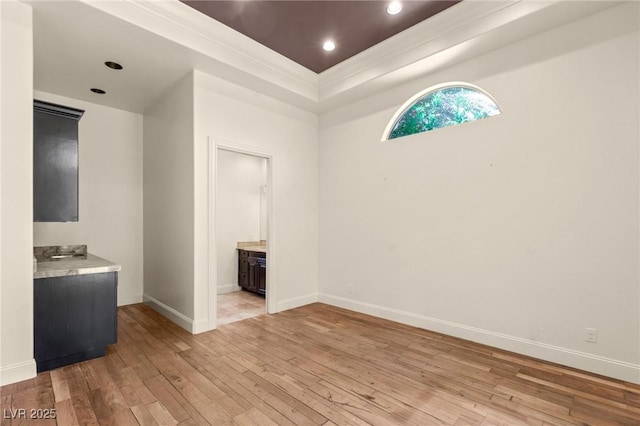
[0,0,35,387]
[142,69,196,322]
[0,360,37,387]
[143,294,194,333]
[277,293,319,313]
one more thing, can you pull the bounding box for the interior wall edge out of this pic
[0,0,34,386]
[218,284,242,295]
[276,293,319,313]
[117,295,143,307]
[142,72,195,320]
[143,294,194,333]
[192,319,214,335]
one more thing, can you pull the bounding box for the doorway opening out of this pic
[214,147,270,326]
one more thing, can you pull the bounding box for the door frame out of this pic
[207,137,276,329]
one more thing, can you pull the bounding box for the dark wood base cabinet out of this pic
[34,272,118,372]
[238,250,266,295]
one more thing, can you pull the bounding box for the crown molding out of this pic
[80,0,319,106]
[316,0,621,112]
[77,0,621,113]
[318,0,519,99]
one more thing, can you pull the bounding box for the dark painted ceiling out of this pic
[181,1,460,73]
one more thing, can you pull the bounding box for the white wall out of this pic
[216,149,266,294]
[0,0,36,386]
[143,73,195,328]
[194,70,318,329]
[32,91,143,306]
[260,159,268,241]
[318,3,640,383]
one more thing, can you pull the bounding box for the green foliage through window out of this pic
[387,86,500,140]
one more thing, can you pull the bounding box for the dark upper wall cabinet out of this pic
[33,100,84,222]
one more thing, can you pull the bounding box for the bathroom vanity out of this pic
[237,242,266,295]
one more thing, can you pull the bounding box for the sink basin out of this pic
[34,245,87,262]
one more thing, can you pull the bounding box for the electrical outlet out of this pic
[348,284,354,294]
[585,328,598,343]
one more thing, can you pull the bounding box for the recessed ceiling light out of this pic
[90,88,106,94]
[104,61,123,70]
[387,1,403,15]
[323,40,336,52]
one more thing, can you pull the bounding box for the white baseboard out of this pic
[0,359,37,387]
[318,293,640,384]
[118,294,143,306]
[192,319,215,334]
[217,284,241,295]
[277,293,318,312]
[143,294,194,333]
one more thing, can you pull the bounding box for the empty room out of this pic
[1,0,639,424]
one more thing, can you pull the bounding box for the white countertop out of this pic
[238,245,267,253]
[34,253,122,279]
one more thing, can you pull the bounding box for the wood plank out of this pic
[234,407,279,426]
[146,351,234,424]
[62,364,91,397]
[570,396,640,425]
[212,359,322,425]
[142,376,191,423]
[88,384,128,421]
[10,386,56,425]
[290,355,464,425]
[0,394,12,426]
[96,408,140,426]
[180,352,253,412]
[70,392,100,426]
[146,401,178,425]
[517,373,630,410]
[54,398,80,426]
[486,394,577,426]
[120,366,157,406]
[494,379,573,416]
[49,369,71,402]
[308,379,416,425]
[242,370,327,424]
[2,302,639,426]
[130,404,160,426]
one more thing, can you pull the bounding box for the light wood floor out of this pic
[217,290,265,326]
[1,303,639,425]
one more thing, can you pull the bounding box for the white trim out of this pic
[117,294,143,307]
[320,1,516,96]
[192,319,211,335]
[380,81,502,142]
[317,1,617,110]
[80,0,317,105]
[277,293,319,313]
[207,136,216,331]
[143,294,194,333]
[79,0,617,113]
[217,284,241,295]
[0,359,37,387]
[0,0,3,389]
[208,138,277,331]
[318,293,640,384]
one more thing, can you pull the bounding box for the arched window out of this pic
[383,82,501,141]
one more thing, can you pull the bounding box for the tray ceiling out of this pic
[181,1,460,73]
